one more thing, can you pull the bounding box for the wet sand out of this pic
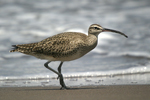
[0,85,149,100]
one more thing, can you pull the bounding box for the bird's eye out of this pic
[94,27,99,30]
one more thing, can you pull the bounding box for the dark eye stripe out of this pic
[94,27,100,30]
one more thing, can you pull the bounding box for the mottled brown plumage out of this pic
[10,32,98,61]
[10,24,128,89]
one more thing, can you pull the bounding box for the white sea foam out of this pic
[21,30,48,37]
[16,13,36,20]
[65,28,85,33]
[111,51,150,59]
[0,65,149,87]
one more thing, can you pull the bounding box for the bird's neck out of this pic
[78,33,98,57]
[86,34,98,50]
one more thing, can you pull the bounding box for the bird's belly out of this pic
[54,51,84,61]
[31,51,85,61]
[57,53,83,61]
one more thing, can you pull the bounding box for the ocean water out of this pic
[0,0,150,87]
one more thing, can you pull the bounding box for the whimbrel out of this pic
[10,24,128,89]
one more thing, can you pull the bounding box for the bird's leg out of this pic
[57,62,63,79]
[57,62,70,89]
[44,61,60,75]
[44,61,69,89]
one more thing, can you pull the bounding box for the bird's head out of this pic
[88,24,128,38]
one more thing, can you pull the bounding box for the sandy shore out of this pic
[0,85,149,100]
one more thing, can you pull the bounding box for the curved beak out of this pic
[103,28,128,38]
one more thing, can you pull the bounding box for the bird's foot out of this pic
[58,74,70,90]
[60,86,70,90]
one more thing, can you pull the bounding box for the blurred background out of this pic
[0,0,150,87]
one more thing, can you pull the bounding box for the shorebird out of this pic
[10,24,128,89]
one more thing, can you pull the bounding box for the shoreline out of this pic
[0,85,150,100]
[1,72,150,87]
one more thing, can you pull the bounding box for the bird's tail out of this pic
[10,43,37,54]
[10,45,19,52]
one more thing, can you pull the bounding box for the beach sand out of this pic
[0,85,149,100]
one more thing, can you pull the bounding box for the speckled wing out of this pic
[32,32,87,58]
